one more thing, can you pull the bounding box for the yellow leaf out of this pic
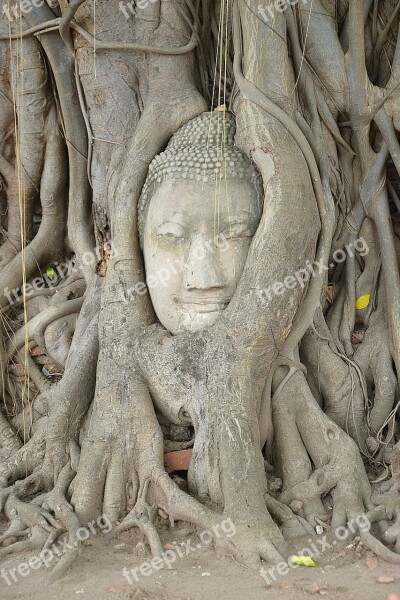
[355,294,371,310]
[290,555,317,567]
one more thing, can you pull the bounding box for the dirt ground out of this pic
[1,517,400,600]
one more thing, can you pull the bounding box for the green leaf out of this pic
[46,266,55,281]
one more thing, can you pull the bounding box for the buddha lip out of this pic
[179,299,230,312]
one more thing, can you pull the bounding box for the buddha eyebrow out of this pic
[222,212,257,224]
[156,217,185,227]
[156,210,186,222]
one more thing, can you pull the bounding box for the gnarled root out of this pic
[0,411,22,463]
[0,419,46,490]
[301,308,369,449]
[270,363,400,561]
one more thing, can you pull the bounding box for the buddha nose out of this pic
[183,234,227,290]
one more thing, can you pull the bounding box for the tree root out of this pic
[0,411,22,463]
[0,420,46,490]
[361,528,400,563]
[264,494,315,539]
[108,479,163,557]
[301,308,369,448]
[0,526,49,561]
[273,367,370,522]
[382,512,400,553]
[2,0,400,584]
[6,298,84,361]
[0,463,84,582]
[0,519,29,545]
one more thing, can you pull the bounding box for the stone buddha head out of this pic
[138,111,263,335]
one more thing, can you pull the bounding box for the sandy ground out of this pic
[1,518,400,600]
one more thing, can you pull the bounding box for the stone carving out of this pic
[140,112,263,334]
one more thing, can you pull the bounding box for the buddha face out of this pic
[143,179,262,335]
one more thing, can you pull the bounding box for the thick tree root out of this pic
[361,528,400,563]
[0,519,29,545]
[0,412,22,463]
[301,308,369,448]
[107,479,163,557]
[0,464,84,583]
[270,365,400,560]
[0,420,46,490]
[264,494,315,539]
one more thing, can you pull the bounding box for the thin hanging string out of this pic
[93,0,97,78]
[214,0,226,240]
[222,0,236,278]
[177,2,225,334]
[8,3,32,449]
[204,0,224,189]
[291,0,314,98]
[18,2,32,444]
[3,5,16,419]
[212,1,236,279]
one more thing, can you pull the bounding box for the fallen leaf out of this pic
[377,576,395,584]
[290,555,317,567]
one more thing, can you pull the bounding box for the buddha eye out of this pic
[221,223,253,239]
[156,222,186,241]
[158,233,185,240]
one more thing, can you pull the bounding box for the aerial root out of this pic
[0,519,29,545]
[0,524,49,560]
[47,514,81,585]
[360,528,400,563]
[0,463,84,583]
[382,511,400,553]
[107,478,163,557]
